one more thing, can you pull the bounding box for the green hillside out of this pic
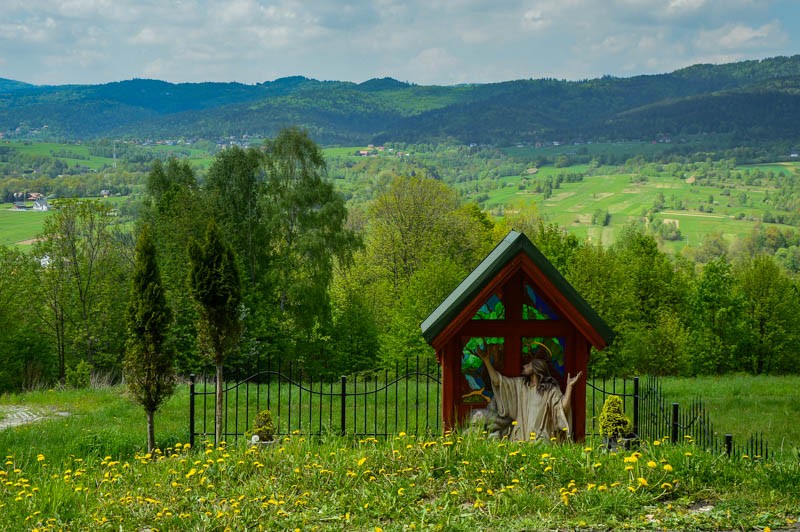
[2,56,800,147]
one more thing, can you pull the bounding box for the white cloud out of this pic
[696,21,787,52]
[0,0,796,85]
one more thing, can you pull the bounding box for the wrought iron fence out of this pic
[587,374,771,459]
[191,366,771,459]
[189,357,441,446]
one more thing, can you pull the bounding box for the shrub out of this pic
[249,409,276,442]
[598,395,632,438]
[66,360,92,389]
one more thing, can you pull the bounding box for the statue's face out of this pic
[521,361,534,376]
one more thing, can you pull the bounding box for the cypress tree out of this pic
[188,219,242,445]
[124,224,175,453]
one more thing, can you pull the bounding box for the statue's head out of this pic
[522,358,557,393]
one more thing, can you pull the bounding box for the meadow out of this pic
[482,163,799,254]
[1,374,798,529]
[0,207,49,247]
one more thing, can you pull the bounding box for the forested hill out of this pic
[2,55,800,145]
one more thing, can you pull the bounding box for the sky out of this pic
[1,0,799,87]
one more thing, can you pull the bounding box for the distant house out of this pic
[33,198,50,211]
[101,189,111,197]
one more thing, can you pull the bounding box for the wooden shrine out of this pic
[421,230,613,441]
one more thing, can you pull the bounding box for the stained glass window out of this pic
[522,336,566,377]
[460,337,504,404]
[523,284,559,320]
[472,293,505,320]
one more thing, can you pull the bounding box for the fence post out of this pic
[189,374,195,448]
[725,434,733,457]
[632,377,639,438]
[340,376,347,437]
[671,403,679,444]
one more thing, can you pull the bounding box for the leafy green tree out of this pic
[124,224,175,452]
[261,127,358,363]
[205,146,266,286]
[35,200,125,370]
[188,220,242,444]
[367,175,492,295]
[141,159,207,374]
[689,256,744,374]
[734,254,799,374]
[379,258,467,368]
[0,246,54,392]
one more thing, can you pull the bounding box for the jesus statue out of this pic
[475,350,582,443]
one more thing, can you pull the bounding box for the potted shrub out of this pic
[248,409,276,445]
[599,395,632,450]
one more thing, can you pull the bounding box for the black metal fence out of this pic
[587,375,771,459]
[190,367,771,459]
[189,357,441,446]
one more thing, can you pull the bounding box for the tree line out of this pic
[0,128,799,402]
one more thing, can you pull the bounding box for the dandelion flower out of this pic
[663,464,673,472]
[647,461,657,469]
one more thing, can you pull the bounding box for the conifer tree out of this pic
[188,220,242,445]
[124,224,175,453]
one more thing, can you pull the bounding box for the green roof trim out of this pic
[420,230,614,347]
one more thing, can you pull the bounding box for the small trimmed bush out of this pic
[250,409,276,442]
[599,395,632,438]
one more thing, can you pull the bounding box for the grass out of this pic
[0,197,134,249]
[484,164,797,253]
[1,380,798,529]
[1,422,798,529]
[0,207,50,247]
[658,375,800,455]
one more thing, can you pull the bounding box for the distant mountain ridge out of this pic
[2,55,799,146]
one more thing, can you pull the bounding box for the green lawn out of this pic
[0,206,50,247]
[1,383,798,530]
[484,165,793,252]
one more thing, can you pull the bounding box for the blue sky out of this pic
[1,0,798,86]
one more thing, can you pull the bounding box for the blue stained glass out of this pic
[523,284,559,320]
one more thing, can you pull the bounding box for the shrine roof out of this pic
[420,230,614,348]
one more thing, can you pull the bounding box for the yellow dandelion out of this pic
[653,440,661,446]
[357,457,367,467]
[647,461,657,468]
[663,464,673,472]
[661,482,672,490]
[637,477,648,487]
[397,487,405,495]
[36,454,45,462]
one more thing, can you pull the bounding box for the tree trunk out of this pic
[215,361,224,445]
[146,409,156,453]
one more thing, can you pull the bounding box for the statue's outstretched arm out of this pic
[476,350,501,387]
[561,371,583,415]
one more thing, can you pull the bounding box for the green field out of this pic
[0,197,135,248]
[0,206,50,247]
[4,141,114,171]
[484,163,799,253]
[0,378,798,530]
[502,140,677,160]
